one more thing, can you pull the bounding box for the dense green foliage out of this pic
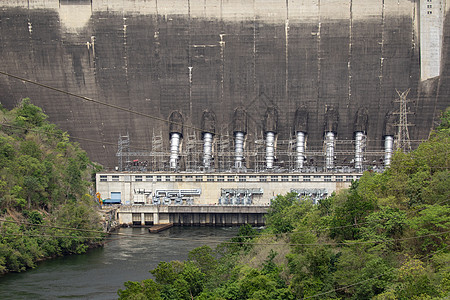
[0,99,103,273]
[119,109,449,299]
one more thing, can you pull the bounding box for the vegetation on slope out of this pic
[118,109,449,299]
[0,99,103,274]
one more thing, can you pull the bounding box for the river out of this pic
[0,226,239,299]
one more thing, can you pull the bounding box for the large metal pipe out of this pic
[384,135,394,167]
[325,132,335,170]
[355,131,364,171]
[234,132,244,168]
[169,133,180,169]
[294,107,308,170]
[233,107,247,169]
[383,110,396,168]
[201,110,216,170]
[263,107,278,169]
[296,131,306,170]
[354,107,368,171]
[203,132,213,169]
[168,111,183,169]
[324,106,338,170]
[265,132,275,169]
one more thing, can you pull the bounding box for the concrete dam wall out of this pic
[0,0,448,170]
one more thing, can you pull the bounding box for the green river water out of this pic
[0,226,239,299]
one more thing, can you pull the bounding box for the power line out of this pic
[2,114,426,149]
[1,230,448,247]
[0,70,231,140]
[4,229,443,298]
[0,122,151,152]
[2,190,450,241]
[4,230,443,298]
[303,245,450,299]
[304,274,387,299]
[0,216,423,240]
[0,219,110,235]
[2,219,448,247]
[2,233,105,240]
[0,70,434,147]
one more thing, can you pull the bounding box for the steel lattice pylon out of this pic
[394,89,413,152]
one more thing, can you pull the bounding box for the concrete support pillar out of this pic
[232,214,238,225]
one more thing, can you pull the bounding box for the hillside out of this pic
[0,99,104,274]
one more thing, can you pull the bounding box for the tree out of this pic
[150,261,184,285]
[359,206,406,251]
[0,136,15,168]
[391,257,439,299]
[407,205,450,255]
[0,99,101,274]
[13,98,47,129]
[288,246,335,298]
[118,279,162,300]
[179,262,205,298]
[227,223,258,252]
[329,180,377,241]
[188,245,217,276]
[266,192,298,233]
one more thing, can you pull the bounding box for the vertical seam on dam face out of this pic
[0,0,447,169]
[378,0,386,146]
[317,0,322,136]
[348,0,353,110]
[285,0,289,127]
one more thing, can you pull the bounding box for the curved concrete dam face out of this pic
[0,0,448,169]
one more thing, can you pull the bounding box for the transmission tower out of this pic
[393,89,413,152]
